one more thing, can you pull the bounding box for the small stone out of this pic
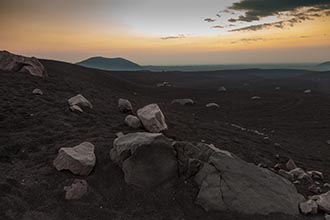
[115,132,124,138]
[274,163,285,170]
[316,191,330,213]
[68,94,93,109]
[218,86,227,92]
[326,140,330,145]
[299,200,318,215]
[64,179,88,200]
[309,184,321,194]
[32,88,43,95]
[251,96,261,100]
[206,103,219,108]
[278,169,294,181]
[124,115,141,128]
[325,214,330,220]
[118,98,133,113]
[324,183,330,189]
[304,89,312,94]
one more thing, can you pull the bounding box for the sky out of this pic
[0,0,330,65]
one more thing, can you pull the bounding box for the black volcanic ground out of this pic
[1,60,330,220]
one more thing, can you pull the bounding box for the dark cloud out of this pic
[226,0,330,31]
[228,0,330,22]
[161,34,185,40]
[204,18,216,22]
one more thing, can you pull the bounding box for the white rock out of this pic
[218,86,227,92]
[304,89,312,94]
[124,115,141,128]
[68,94,93,109]
[53,142,96,176]
[137,104,167,133]
[171,99,194,106]
[64,179,88,200]
[32,88,43,95]
[206,103,219,108]
[118,98,133,113]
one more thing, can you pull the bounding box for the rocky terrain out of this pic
[1,54,330,220]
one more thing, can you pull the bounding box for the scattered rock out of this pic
[299,200,318,214]
[118,98,133,113]
[32,88,43,95]
[304,89,312,94]
[307,171,324,180]
[289,168,312,181]
[192,144,304,215]
[0,50,47,77]
[171,98,194,106]
[68,94,93,109]
[137,104,167,133]
[157,82,172,87]
[286,159,297,171]
[316,191,330,214]
[115,132,124,138]
[70,105,83,113]
[251,96,261,100]
[218,86,227,92]
[64,179,88,200]
[309,184,321,194]
[274,163,285,170]
[53,142,96,176]
[275,87,281,90]
[124,115,141,128]
[205,103,219,108]
[324,183,330,189]
[110,132,177,189]
[326,140,330,145]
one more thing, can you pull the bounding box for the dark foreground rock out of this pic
[110,132,177,189]
[0,51,47,77]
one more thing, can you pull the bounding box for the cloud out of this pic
[204,18,216,22]
[228,0,330,22]
[212,25,224,29]
[161,34,185,40]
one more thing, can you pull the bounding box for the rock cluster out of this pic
[0,50,47,77]
[68,94,93,112]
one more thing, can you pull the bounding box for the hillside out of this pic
[77,56,143,71]
[1,60,330,220]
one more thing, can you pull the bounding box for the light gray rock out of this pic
[53,142,96,176]
[32,88,43,95]
[110,132,177,189]
[289,168,312,181]
[0,51,47,77]
[70,105,83,113]
[278,169,294,182]
[218,86,227,92]
[206,103,219,108]
[316,191,330,214]
[171,98,194,106]
[299,200,318,214]
[64,179,88,200]
[137,104,167,133]
[124,115,141,128]
[304,89,312,94]
[194,144,304,215]
[251,96,261,100]
[307,170,324,180]
[325,214,330,220]
[68,94,93,109]
[118,98,133,113]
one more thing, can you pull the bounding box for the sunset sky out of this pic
[1,0,329,65]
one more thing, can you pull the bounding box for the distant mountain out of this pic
[315,61,330,71]
[77,57,143,71]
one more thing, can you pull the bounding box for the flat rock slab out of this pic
[192,144,304,215]
[137,104,167,133]
[110,132,177,189]
[53,142,96,176]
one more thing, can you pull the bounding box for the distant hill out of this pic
[77,57,143,71]
[316,61,330,71]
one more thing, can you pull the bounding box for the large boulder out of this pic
[110,132,177,189]
[137,104,167,133]
[185,143,304,215]
[53,142,96,176]
[118,98,133,113]
[0,51,47,77]
[124,115,141,128]
[171,98,194,106]
[68,94,93,109]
